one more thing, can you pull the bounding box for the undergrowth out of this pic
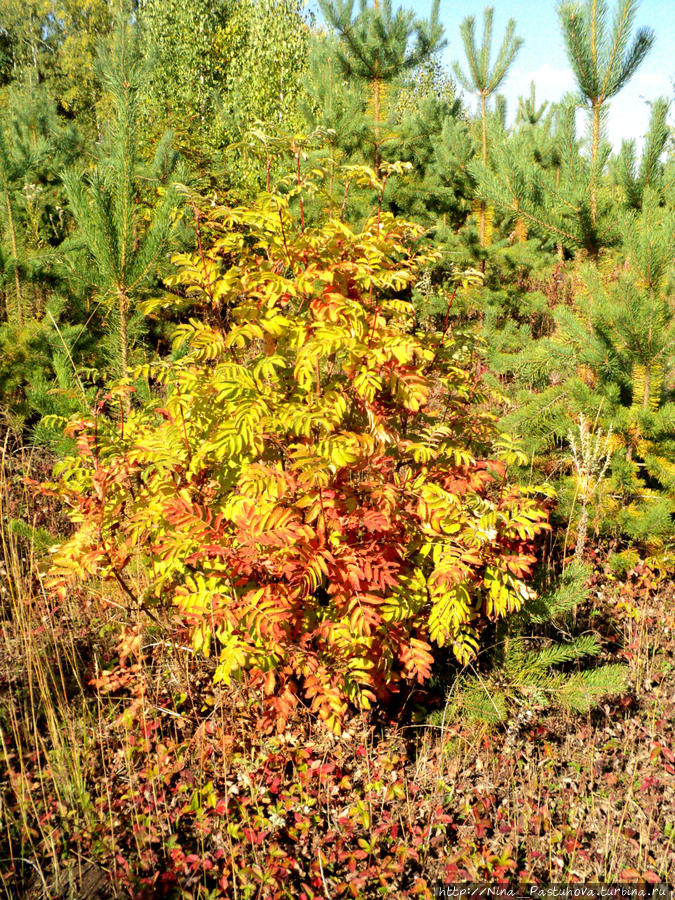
[2,445,674,897]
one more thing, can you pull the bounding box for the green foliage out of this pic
[469,0,659,255]
[7,517,55,554]
[319,0,445,172]
[608,547,640,576]
[472,96,616,256]
[219,0,309,135]
[389,71,464,225]
[0,77,79,325]
[454,6,522,247]
[298,33,466,229]
[298,37,369,211]
[492,195,675,550]
[559,0,655,224]
[559,0,655,115]
[517,81,548,126]
[62,14,183,378]
[46,0,114,121]
[140,0,311,194]
[0,0,670,764]
[444,562,628,723]
[0,0,114,132]
[0,313,94,447]
[320,0,445,86]
[453,7,523,105]
[139,0,230,130]
[615,97,671,210]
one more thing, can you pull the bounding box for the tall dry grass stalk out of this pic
[0,438,109,895]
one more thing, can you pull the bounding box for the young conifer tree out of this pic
[0,77,78,326]
[393,67,464,225]
[443,562,628,723]
[558,0,655,222]
[318,0,445,174]
[496,194,674,548]
[300,35,368,207]
[615,97,671,210]
[0,126,28,326]
[453,7,522,246]
[62,12,182,383]
[472,96,615,257]
[517,81,548,127]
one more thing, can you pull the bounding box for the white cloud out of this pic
[507,64,577,105]
[605,71,673,150]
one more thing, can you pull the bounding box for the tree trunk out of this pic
[515,217,528,243]
[4,189,23,326]
[118,289,129,376]
[514,202,528,243]
[373,75,381,176]
[479,93,488,247]
[328,58,335,203]
[118,289,131,414]
[481,93,488,166]
[590,102,600,225]
[373,0,381,176]
[642,364,651,410]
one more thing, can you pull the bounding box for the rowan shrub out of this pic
[46,190,549,731]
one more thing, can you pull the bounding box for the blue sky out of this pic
[306,0,674,149]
